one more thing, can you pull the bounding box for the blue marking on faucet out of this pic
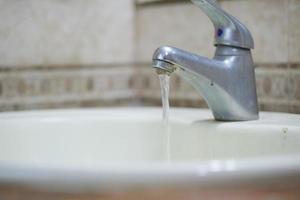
[217,28,223,37]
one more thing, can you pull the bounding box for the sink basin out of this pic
[0,107,300,194]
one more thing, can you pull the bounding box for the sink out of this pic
[0,107,300,194]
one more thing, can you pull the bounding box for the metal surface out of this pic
[191,0,254,49]
[152,0,258,121]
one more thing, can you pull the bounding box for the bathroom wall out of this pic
[0,0,137,110]
[0,0,299,113]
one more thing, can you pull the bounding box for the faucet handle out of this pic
[191,0,254,49]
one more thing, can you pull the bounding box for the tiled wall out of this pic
[0,0,134,66]
[0,0,137,111]
[0,0,299,113]
[0,65,137,111]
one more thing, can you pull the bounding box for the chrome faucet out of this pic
[152,0,259,121]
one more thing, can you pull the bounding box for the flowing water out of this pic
[159,74,170,125]
[158,74,171,161]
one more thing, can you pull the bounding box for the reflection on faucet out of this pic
[152,0,259,121]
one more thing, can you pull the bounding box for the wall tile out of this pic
[0,66,137,111]
[221,0,289,63]
[288,0,300,63]
[288,68,300,113]
[0,0,134,67]
[0,63,299,113]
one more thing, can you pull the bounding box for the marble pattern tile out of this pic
[0,0,134,67]
[0,66,136,111]
[1,63,299,113]
[288,0,300,63]
[220,0,289,63]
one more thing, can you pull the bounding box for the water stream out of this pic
[158,74,171,161]
[159,74,170,125]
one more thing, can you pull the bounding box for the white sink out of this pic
[0,107,300,192]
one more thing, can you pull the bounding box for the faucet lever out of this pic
[191,0,254,49]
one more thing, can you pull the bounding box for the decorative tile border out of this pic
[0,63,299,113]
[0,65,137,111]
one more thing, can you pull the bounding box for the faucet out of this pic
[152,0,259,121]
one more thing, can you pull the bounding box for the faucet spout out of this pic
[153,46,224,80]
[153,45,258,121]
